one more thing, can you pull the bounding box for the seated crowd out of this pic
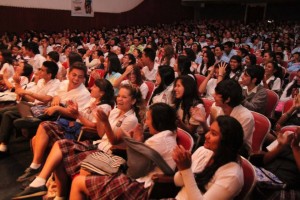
[0,19,299,199]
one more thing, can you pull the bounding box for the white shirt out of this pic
[0,63,14,79]
[150,83,174,106]
[28,54,46,72]
[136,130,177,188]
[211,104,254,152]
[265,75,281,91]
[97,108,138,154]
[204,78,217,101]
[85,57,100,74]
[39,45,53,55]
[32,78,61,104]
[78,99,112,124]
[142,64,158,82]
[54,80,91,112]
[175,147,243,200]
[121,80,149,100]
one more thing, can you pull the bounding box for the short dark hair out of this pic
[244,65,265,85]
[24,42,39,54]
[149,103,177,132]
[47,51,59,63]
[95,50,104,57]
[69,61,87,79]
[143,48,156,62]
[223,41,234,48]
[43,61,59,79]
[215,79,243,108]
[215,44,224,51]
[68,52,83,66]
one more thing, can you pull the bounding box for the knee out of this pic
[72,175,87,194]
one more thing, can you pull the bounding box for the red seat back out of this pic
[177,128,194,152]
[265,89,279,118]
[251,111,271,152]
[234,157,256,200]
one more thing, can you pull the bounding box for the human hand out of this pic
[218,62,228,76]
[172,145,192,171]
[13,73,21,84]
[277,131,294,146]
[91,70,101,80]
[44,106,58,116]
[3,68,9,80]
[15,88,25,96]
[124,65,133,76]
[96,109,109,123]
[51,96,61,106]
[291,127,300,150]
[127,123,144,142]
[67,100,79,117]
[190,106,206,123]
[208,66,215,76]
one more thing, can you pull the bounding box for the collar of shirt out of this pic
[245,85,258,95]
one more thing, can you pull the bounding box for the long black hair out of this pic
[94,79,115,107]
[195,116,244,192]
[174,75,203,123]
[149,65,175,105]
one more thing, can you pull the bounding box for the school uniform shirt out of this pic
[54,80,91,112]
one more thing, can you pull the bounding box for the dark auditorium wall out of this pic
[1,1,299,34]
[0,0,194,34]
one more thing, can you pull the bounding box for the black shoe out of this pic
[17,167,40,182]
[20,176,36,190]
[12,185,47,199]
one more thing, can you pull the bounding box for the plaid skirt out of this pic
[57,139,97,177]
[86,173,149,200]
[42,121,65,147]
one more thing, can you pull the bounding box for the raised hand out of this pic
[172,145,192,171]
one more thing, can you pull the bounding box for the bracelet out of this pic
[218,74,224,77]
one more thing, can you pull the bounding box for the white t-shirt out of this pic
[121,80,149,100]
[0,63,14,79]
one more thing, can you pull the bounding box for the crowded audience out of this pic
[0,18,299,199]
